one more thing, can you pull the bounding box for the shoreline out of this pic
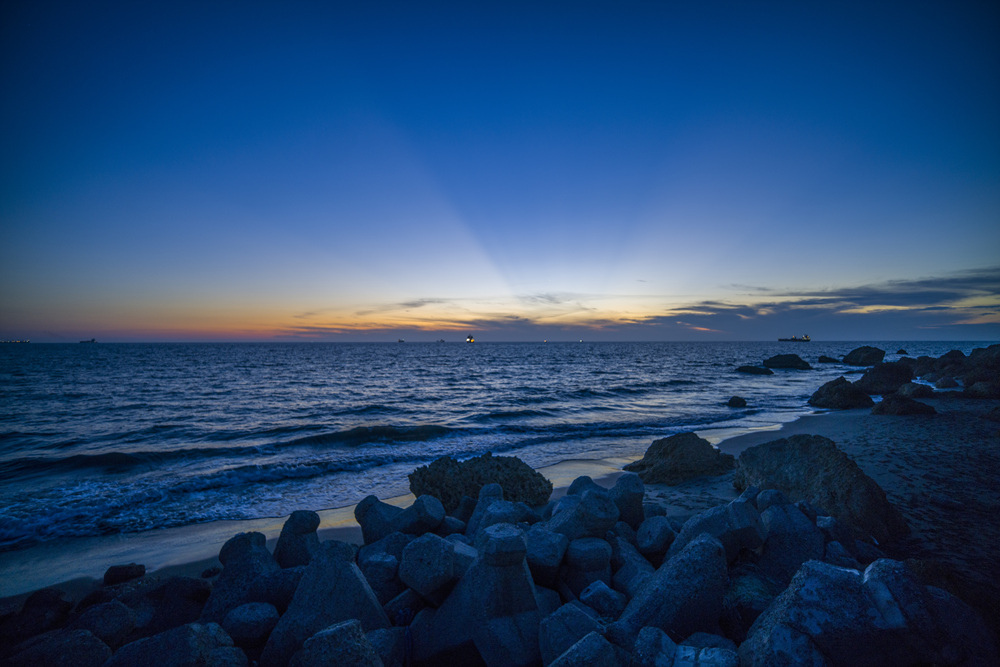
[3,394,996,617]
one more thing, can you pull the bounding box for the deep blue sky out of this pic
[2,1,998,341]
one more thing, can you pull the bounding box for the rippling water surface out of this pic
[0,340,978,550]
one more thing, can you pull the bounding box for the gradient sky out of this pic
[2,1,998,342]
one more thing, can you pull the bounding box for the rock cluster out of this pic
[3,451,996,666]
[408,451,554,512]
[898,343,1000,398]
[623,432,735,485]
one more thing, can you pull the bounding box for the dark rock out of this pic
[524,523,569,588]
[7,628,111,667]
[107,622,244,667]
[201,531,279,624]
[260,542,390,667]
[366,627,406,667]
[607,533,727,647]
[73,600,135,649]
[559,537,613,597]
[358,552,404,606]
[201,566,222,579]
[221,602,279,648]
[567,475,606,496]
[608,472,645,530]
[854,361,914,394]
[984,406,1000,423]
[579,580,626,620]
[843,345,885,366]
[608,536,655,601]
[896,382,935,399]
[720,563,781,644]
[807,376,874,409]
[726,396,747,408]
[408,452,553,512]
[963,380,1000,398]
[464,483,504,537]
[631,626,679,667]
[104,563,146,587]
[734,434,909,544]
[470,499,538,540]
[538,603,603,666]
[682,632,738,652]
[896,348,908,355]
[736,365,773,375]
[873,394,936,415]
[548,631,619,667]
[756,502,825,585]
[274,510,321,569]
[383,588,426,627]
[624,432,735,485]
[817,355,839,364]
[247,566,306,614]
[547,489,620,541]
[398,533,458,605]
[139,576,212,637]
[289,619,383,667]
[935,375,959,389]
[762,354,811,370]
[0,588,73,647]
[665,497,765,565]
[411,523,542,667]
[355,496,404,545]
[824,541,862,570]
[390,495,446,535]
[635,515,676,566]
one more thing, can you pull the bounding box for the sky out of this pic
[1,1,998,342]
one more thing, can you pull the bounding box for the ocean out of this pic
[0,340,981,555]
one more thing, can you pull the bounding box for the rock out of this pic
[383,588,426,627]
[762,354,811,370]
[247,566,306,614]
[736,365,773,375]
[261,542,390,667]
[682,631,738,652]
[139,576,212,637]
[107,622,244,667]
[366,627,406,667]
[896,349,908,355]
[559,538,613,598]
[964,380,1000,398]
[408,452,553,512]
[411,523,542,667]
[854,361,914,394]
[807,376,874,409]
[358,552,404,606]
[7,629,111,667]
[221,602,279,648]
[201,531,280,623]
[73,600,135,649]
[524,523,569,588]
[727,396,747,408]
[934,376,959,389]
[608,473,645,530]
[472,500,538,539]
[539,603,603,666]
[720,563,781,644]
[824,541,862,570]
[290,619,383,667]
[567,475,606,496]
[607,533,728,647]
[547,489,620,540]
[608,535,655,600]
[104,563,146,587]
[0,588,73,647]
[665,496,765,564]
[579,580,626,620]
[398,533,457,605]
[355,496,403,545]
[873,394,936,415]
[843,345,885,366]
[733,434,909,544]
[739,559,999,666]
[755,502,825,586]
[817,355,839,364]
[390,495,446,535]
[274,510,321,569]
[624,432,735,485]
[548,631,619,667]
[464,483,504,537]
[636,515,676,566]
[896,382,934,398]
[631,626,678,667]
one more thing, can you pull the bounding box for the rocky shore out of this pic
[2,345,998,666]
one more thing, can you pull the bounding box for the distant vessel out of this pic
[80,338,97,344]
[436,339,446,343]
[778,335,810,342]
[398,339,405,343]
[466,335,475,343]
[1,339,29,343]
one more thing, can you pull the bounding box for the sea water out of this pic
[0,340,981,553]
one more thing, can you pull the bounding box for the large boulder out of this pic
[7,629,112,667]
[740,559,998,666]
[273,511,321,569]
[734,434,908,544]
[872,394,936,416]
[546,489,620,541]
[106,622,245,667]
[289,619,383,667]
[807,377,874,409]
[260,542,389,667]
[843,346,885,366]
[762,354,811,370]
[408,452,553,512]
[201,532,280,624]
[607,533,728,647]
[624,432,735,485]
[854,361,913,395]
[736,365,773,375]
